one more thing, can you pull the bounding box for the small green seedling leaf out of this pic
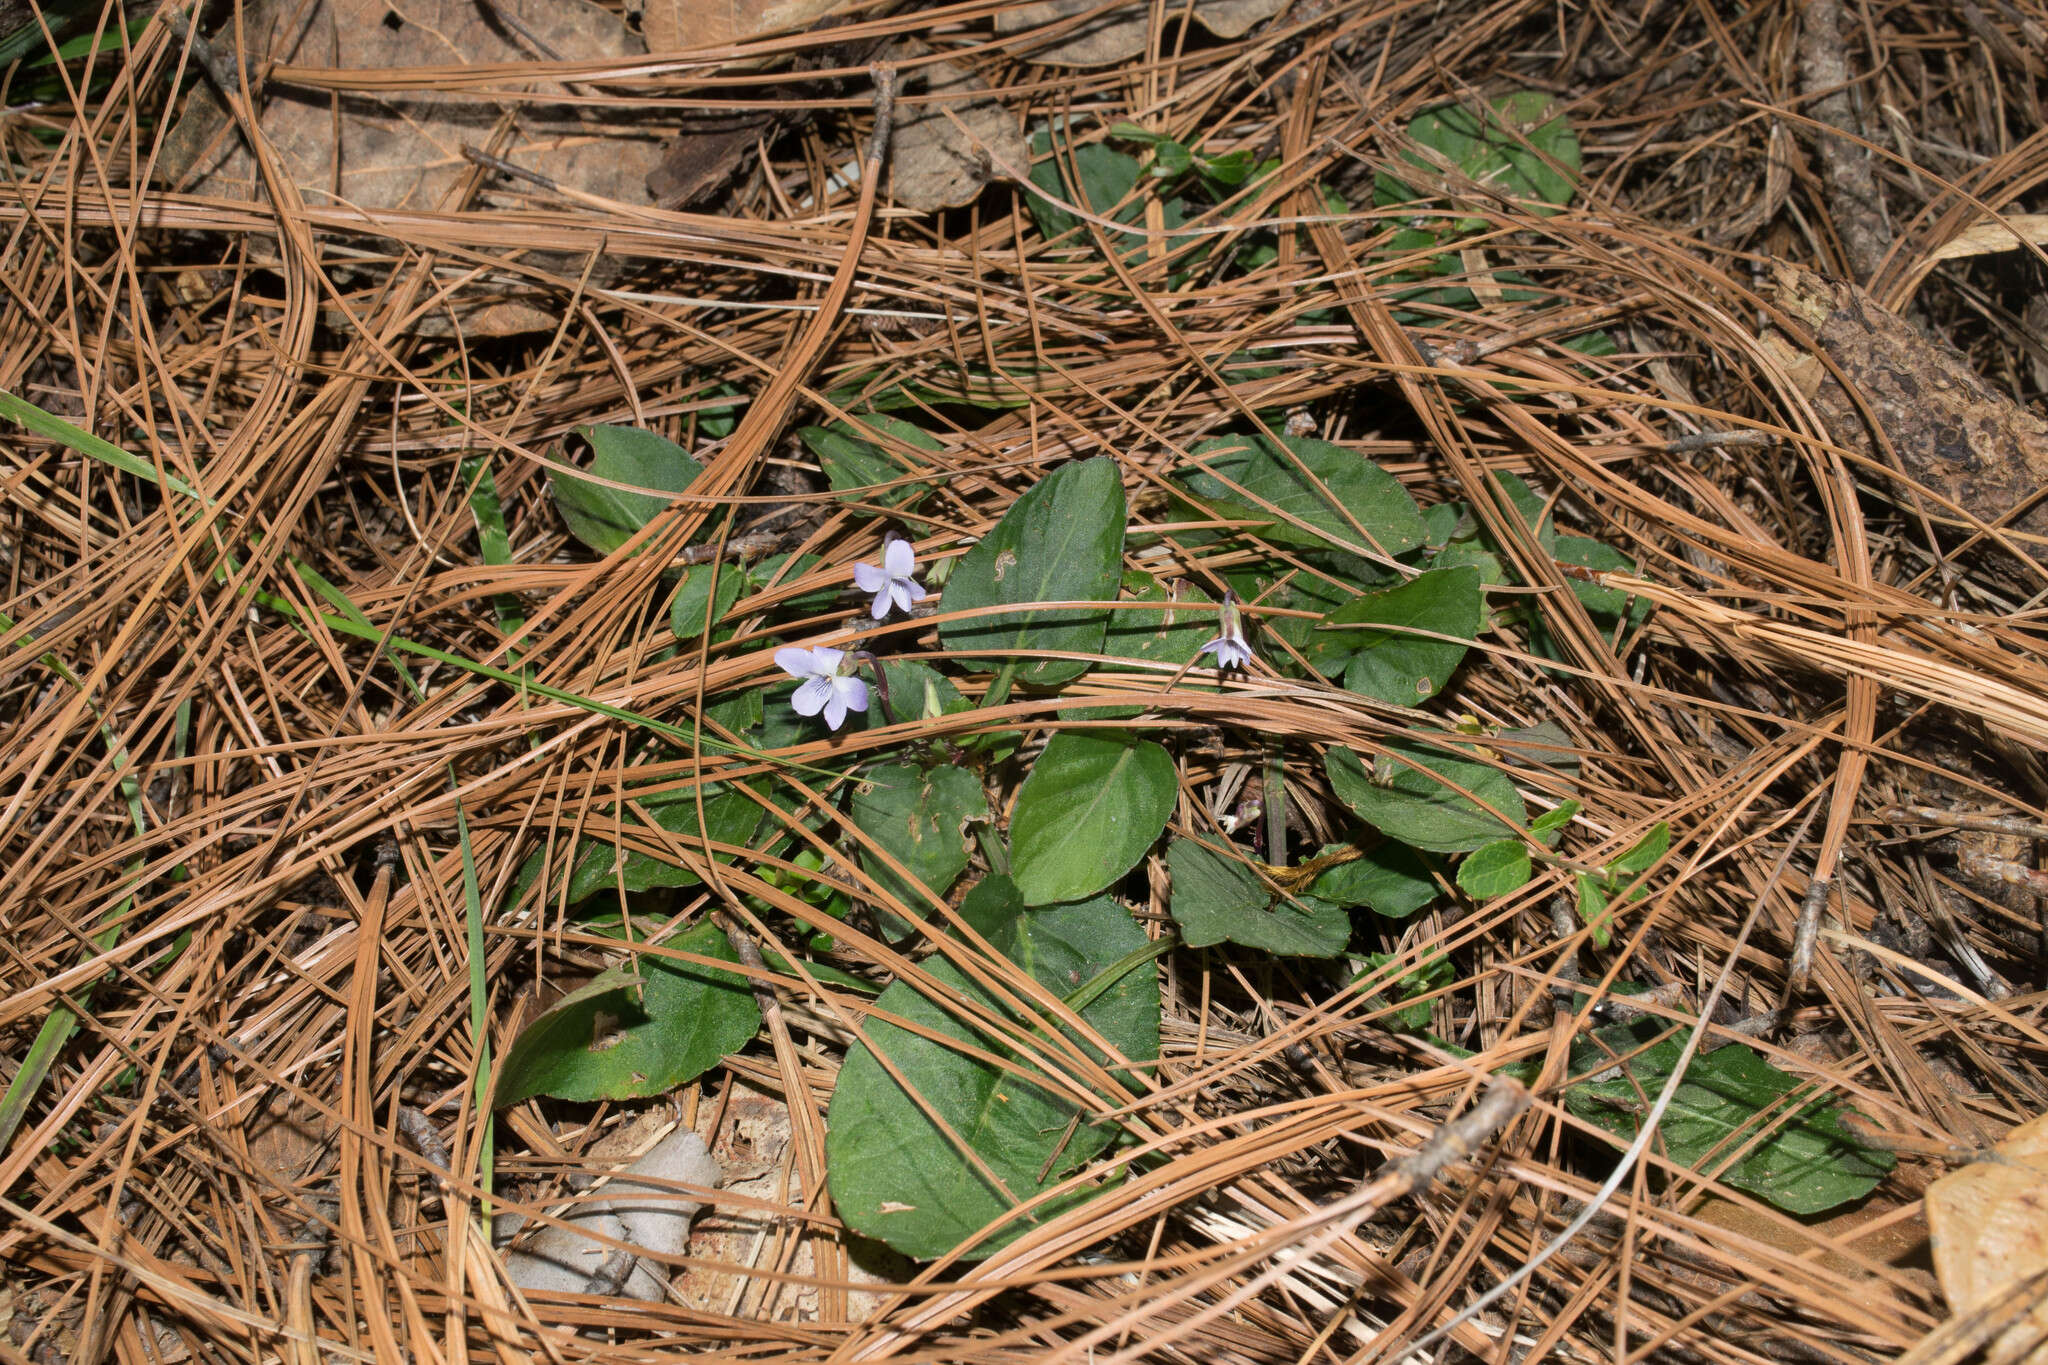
[826,890,1160,1259]
[1529,799,1580,848]
[1376,91,1581,217]
[1149,139,1194,178]
[553,425,705,556]
[1353,952,1452,1031]
[1176,434,1428,558]
[493,921,758,1106]
[1195,149,1259,188]
[1564,1017,1894,1216]
[1011,732,1175,905]
[939,458,1127,688]
[669,561,744,640]
[1456,839,1533,900]
[851,763,990,932]
[1325,739,1528,854]
[1576,871,1612,947]
[1312,565,1484,706]
[1608,822,1671,881]
[688,382,742,439]
[1166,839,1350,957]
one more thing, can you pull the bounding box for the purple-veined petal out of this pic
[887,580,916,615]
[776,645,821,680]
[852,560,887,593]
[834,674,871,715]
[791,676,835,716]
[822,693,848,730]
[1201,635,1255,669]
[884,538,917,577]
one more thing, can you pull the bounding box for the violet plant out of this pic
[529,417,1877,1274]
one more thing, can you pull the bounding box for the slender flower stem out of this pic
[855,651,896,726]
[1264,744,1287,866]
[975,822,1011,877]
[982,661,1018,711]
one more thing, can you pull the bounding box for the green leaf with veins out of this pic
[1307,842,1439,919]
[1166,839,1350,957]
[493,920,758,1106]
[1011,732,1175,906]
[1176,433,1427,558]
[1325,739,1527,854]
[826,889,1159,1258]
[1456,839,1533,899]
[1312,565,1484,706]
[850,763,989,935]
[1564,1017,1892,1215]
[939,458,1126,688]
[553,424,704,556]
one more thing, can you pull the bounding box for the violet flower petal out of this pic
[884,538,917,578]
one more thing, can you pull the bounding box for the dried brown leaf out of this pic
[889,58,1024,211]
[647,113,777,208]
[160,0,660,334]
[1926,1114,2048,1364]
[1772,262,2048,562]
[640,0,849,52]
[997,0,1290,67]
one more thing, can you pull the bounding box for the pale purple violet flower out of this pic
[852,539,927,620]
[1199,592,1255,671]
[775,645,870,730]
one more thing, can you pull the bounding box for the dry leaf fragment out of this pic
[1926,1113,2048,1364]
[499,1124,724,1301]
[644,10,890,209]
[639,0,852,51]
[888,57,1026,211]
[160,0,662,334]
[1769,263,2048,564]
[996,0,1290,67]
[1924,213,2048,264]
[647,112,778,209]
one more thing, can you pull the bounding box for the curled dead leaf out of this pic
[1926,1113,2048,1364]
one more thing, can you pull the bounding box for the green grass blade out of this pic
[461,456,528,651]
[0,609,149,1155]
[0,389,204,501]
[0,388,834,782]
[455,799,494,1212]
